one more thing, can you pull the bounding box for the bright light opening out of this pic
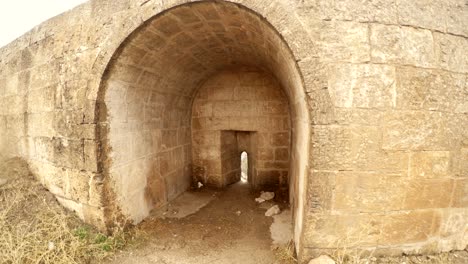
[241,151,248,183]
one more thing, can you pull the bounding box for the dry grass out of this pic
[0,158,140,264]
[330,224,376,264]
[273,240,297,264]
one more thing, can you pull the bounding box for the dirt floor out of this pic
[106,182,294,264]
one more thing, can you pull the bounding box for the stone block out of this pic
[263,161,288,169]
[256,170,280,186]
[307,0,398,24]
[310,125,408,172]
[161,129,178,150]
[327,63,396,109]
[275,148,289,161]
[333,108,383,126]
[117,43,147,66]
[66,169,91,203]
[159,150,174,175]
[410,151,451,178]
[29,160,66,197]
[396,0,447,32]
[370,24,435,67]
[395,67,467,112]
[306,170,335,213]
[333,172,407,212]
[107,62,142,84]
[1,73,20,96]
[454,148,468,178]
[88,174,104,207]
[145,173,167,208]
[438,208,468,251]
[122,191,150,224]
[317,21,370,63]
[446,1,468,37]
[171,6,202,24]
[257,147,274,161]
[54,138,85,168]
[83,139,98,172]
[382,111,457,151]
[434,33,468,73]
[380,210,437,245]
[192,101,213,118]
[56,196,85,221]
[30,61,61,89]
[403,179,454,209]
[452,178,468,208]
[271,132,289,146]
[82,204,106,232]
[27,85,56,113]
[150,15,182,37]
[302,213,381,247]
[3,95,24,115]
[192,130,220,146]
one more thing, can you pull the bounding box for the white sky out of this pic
[0,0,88,48]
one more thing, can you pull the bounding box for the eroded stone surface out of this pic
[0,0,466,262]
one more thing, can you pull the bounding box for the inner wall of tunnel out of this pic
[191,68,290,189]
[97,1,310,244]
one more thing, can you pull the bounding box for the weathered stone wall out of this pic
[298,1,468,258]
[192,68,290,188]
[0,0,466,262]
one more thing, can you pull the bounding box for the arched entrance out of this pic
[96,0,310,255]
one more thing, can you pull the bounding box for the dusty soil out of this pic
[106,182,294,264]
[372,251,468,264]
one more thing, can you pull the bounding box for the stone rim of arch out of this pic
[87,0,333,257]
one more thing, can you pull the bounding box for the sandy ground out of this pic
[106,182,293,264]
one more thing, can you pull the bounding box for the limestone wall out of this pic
[192,68,290,188]
[0,0,466,262]
[297,1,468,257]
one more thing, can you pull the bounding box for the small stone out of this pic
[48,241,55,251]
[256,191,275,203]
[235,210,241,216]
[255,198,266,203]
[197,182,203,188]
[308,255,335,264]
[265,205,281,217]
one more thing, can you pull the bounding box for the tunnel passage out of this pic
[192,68,290,189]
[97,1,309,233]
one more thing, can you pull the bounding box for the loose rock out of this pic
[256,191,275,203]
[265,205,281,217]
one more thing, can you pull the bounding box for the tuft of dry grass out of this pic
[0,158,140,264]
[330,225,376,264]
[273,240,297,264]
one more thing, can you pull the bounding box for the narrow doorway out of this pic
[241,151,248,183]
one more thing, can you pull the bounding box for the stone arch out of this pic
[91,0,330,255]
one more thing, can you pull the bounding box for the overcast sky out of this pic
[0,0,88,48]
